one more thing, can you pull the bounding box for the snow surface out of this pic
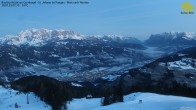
[101,75,121,81]
[68,92,196,110]
[68,98,101,110]
[168,58,196,70]
[71,82,82,87]
[0,86,51,110]
[1,85,196,110]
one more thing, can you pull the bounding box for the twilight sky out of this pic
[0,0,195,40]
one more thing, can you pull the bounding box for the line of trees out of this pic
[102,86,123,106]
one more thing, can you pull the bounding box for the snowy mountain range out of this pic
[0,29,149,82]
[1,29,84,46]
[146,32,196,46]
[0,29,141,46]
[145,32,196,53]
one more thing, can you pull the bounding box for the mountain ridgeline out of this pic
[146,32,196,46]
[145,32,196,52]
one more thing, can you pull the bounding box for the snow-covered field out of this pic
[1,85,196,110]
[0,86,51,110]
[68,93,196,110]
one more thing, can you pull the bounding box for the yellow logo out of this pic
[181,2,194,14]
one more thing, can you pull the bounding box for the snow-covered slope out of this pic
[0,86,51,110]
[2,84,195,110]
[68,92,196,110]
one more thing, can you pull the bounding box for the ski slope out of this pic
[68,93,196,110]
[1,85,196,110]
[0,86,51,110]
